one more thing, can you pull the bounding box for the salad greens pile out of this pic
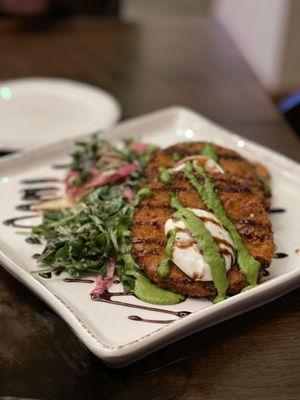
[32,136,184,305]
[33,184,133,278]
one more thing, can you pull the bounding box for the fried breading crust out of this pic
[146,142,271,209]
[131,143,274,298]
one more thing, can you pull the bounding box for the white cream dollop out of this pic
[172,155,224,174]
[165,209,235,281]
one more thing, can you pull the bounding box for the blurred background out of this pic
[1,0,300,136]
[1,0,299,96]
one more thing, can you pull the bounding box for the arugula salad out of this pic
[31,136,185,305]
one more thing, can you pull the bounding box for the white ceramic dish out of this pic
[0,106,299,368]
[0,77,121,150]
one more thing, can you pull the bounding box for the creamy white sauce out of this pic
[172,155,224,174]
[165,209,235,281]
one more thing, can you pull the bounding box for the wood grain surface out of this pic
[0,17,300,400]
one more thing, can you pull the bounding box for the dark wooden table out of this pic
[1,17,300,400]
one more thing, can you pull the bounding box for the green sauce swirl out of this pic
[183,162,260,286]
[157,229,176,278]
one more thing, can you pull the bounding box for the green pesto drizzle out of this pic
[166,229,176,257]
[255,172,271,195]
[201,142,218,162]
[184,162,260,286]
[170,195,228,303]
[157,229,176,278]
[127,268,184,304]
[133,188,153,206]
[241,284,257,292]
[123,254,184,304]
[158,167,172,185]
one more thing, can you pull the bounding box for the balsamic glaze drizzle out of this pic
[273,252,288,259]
[15,204,34,211]
[39,272,52,279]
[63,278,95,283]
[3,214,39,228]
[270,208,286,214]
[32,253,41,259]
[21,178,61,184]
[25,236,41,245]
[92,291,191,318]
[52,163,70,169]
[128,315,175,324]
[21,187,59,201]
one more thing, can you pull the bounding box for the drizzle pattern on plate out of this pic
[3,173,190,325]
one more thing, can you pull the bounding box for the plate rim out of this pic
[1,105,300,366]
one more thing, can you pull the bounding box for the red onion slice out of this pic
[85,164,138,189]
[129,142,151,154]
[123,186,135,202]
[90,257,116,299]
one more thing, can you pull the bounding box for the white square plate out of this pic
[0,106,300,367]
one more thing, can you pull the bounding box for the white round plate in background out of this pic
[0,78,121,150]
